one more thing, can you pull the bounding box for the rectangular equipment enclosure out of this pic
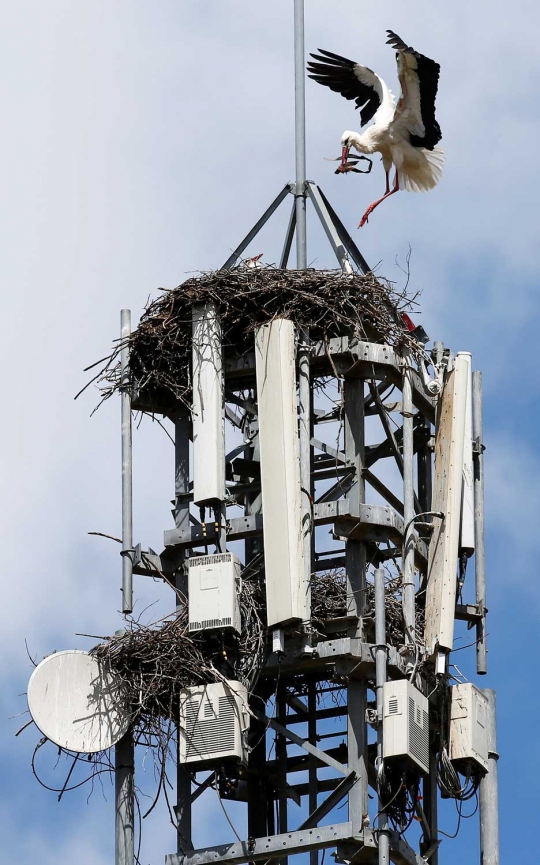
[424,353,469,654]
[459,352,475,555]
[449,683,489,773]
[383,679,430,774]
[255,319,307,627]
[179,680,249,767]
[188,553,242,634]
[192,303,225,505]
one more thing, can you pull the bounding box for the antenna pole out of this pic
[472,371,487,674]
[402,356,415,644]
[479,690,500,864]
[120,309,133,614]
[294,0,312,630]
[294,0,307,269]
[115,730,134,865]
[374,568,390,865]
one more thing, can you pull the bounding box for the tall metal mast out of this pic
[294,0,307,270]
[110,8,499,865]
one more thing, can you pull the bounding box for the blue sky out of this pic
[1,1,538,861]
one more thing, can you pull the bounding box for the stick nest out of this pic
[91,565,421,739]
[90,267,420,411]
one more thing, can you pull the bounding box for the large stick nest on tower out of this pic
[27,565,428,827]
[87,267,421,412]
[90,565,424,736]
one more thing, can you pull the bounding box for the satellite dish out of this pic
[27,650,130,753]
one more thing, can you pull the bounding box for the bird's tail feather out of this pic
[399,147,445,193]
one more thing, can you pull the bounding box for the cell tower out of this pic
[26,4,499,865]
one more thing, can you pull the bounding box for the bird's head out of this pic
[340,130,358,167]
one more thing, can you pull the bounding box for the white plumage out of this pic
[307,31,444,227]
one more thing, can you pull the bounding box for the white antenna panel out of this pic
[459,352,475,555]
[192,303,225,505]
[425,353,469,654]
[255,319,307,627]
[27,650,129,753]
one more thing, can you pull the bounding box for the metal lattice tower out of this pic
[114,5,499,865]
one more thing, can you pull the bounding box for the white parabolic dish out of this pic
[27,650,130,753]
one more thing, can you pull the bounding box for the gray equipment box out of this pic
[383,679,430,774]
[179,680,249,767]
[449,683,489,773]
[188,553,241,634]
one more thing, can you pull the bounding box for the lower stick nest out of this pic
[88,267,421,411]
[91,565,423,740]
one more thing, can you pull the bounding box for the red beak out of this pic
[341,145,350,167]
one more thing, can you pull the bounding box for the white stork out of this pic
[307,31,444,227]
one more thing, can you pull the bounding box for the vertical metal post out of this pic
[374,568,389,865]
[245,424,262,563]
[115,729,134,865]
[472,371,487,675]
[402,357,415,644]
[308,679,318,865]
[276,684,288,861]
[294,0,307,269]
[423,751,439,865]
[248,696,270,840]
[174,412,191,590]
[344,378,368,831]
[173,411,193,852]
[299,327,312,625]
[245,422,267,841]
[120,309,133,615]
[479,690,500,865]
[294,0,310,624]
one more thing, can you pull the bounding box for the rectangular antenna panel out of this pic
[179,680,249,767]
[449,683,488,773]
[383,679,430,774]
[424,353,469,654]
[192,304,225,505]
[188,553,242,634]
[459,352,475,555]
[255,319,307,627]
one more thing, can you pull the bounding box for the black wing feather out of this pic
[306,49,381,127]
[386,30,441,149]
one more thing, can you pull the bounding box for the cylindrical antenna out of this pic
[294,0,307,269]
[120,309,133,614]
[402,354,416,644]
[374,568,390,865]
[479,689,499,864]
[294,0,312,632]
[115,729,134,865]
[472,370,487,674]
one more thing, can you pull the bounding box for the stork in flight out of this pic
[307,31,443,227]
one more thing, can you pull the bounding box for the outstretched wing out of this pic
[386,30,442,149]
[307,49,390,127]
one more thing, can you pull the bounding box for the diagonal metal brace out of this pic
[221,185,292,270]
[315,186,371,275]
[261,773,357,865]
[252,709,348,775]
[306,182,352,274]
[298,771,357,829]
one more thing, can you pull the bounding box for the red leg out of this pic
[359,170,399,228]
